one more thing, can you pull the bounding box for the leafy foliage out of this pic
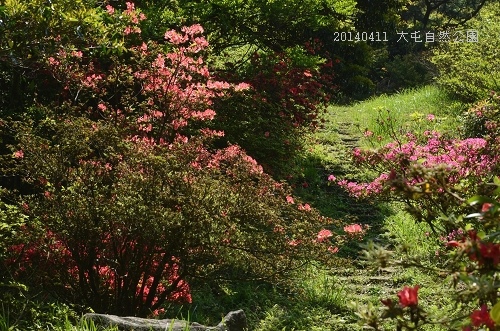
[400,0,490,30]
[431,2,500,102]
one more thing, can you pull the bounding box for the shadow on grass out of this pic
[290,152,391,258]
[164,151,393,330]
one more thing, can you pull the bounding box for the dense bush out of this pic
[0,2,341,320]
[460,92,500,139]
[431,2,500,102]
[210,44,335,177]
[330,93,500,231]
[6,117,335,316]
[0,0,140,116]
[374,53,435,94]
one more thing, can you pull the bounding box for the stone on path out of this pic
[83,309,247,331]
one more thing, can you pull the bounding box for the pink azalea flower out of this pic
[71,50,83,58]
[298,203,311,211]
[317,229,333,243]
[234,82,251,91]
[344,223,363,234]
[105,5,115,15]
[328,246,339,253]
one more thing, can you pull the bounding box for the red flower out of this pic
[481,203,493,213]
[479,242,500,266]
[397,285,419,307]
[470,305,495,330]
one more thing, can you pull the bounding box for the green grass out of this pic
[383,207,440,258]
[320,84,468,148]
[0,313,120,331]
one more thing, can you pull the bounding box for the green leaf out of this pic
[493,176,500,186]
[464,223,474,231]
[466,195,497,206]
[490,301,500,325]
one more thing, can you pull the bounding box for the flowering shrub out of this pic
[460,91,500,139]
[336,132,498,197]
[1,3,344,317]
[325,92,500,329]
[7,116,340,316]
[358,200,500,331]
[330,104,500,231]
[356,189,500,330]
[46,19,247,146]
[209,43,336,178]
[339,97,500,329]
[243,48,333,130]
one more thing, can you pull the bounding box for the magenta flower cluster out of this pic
[331,131,499,198]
